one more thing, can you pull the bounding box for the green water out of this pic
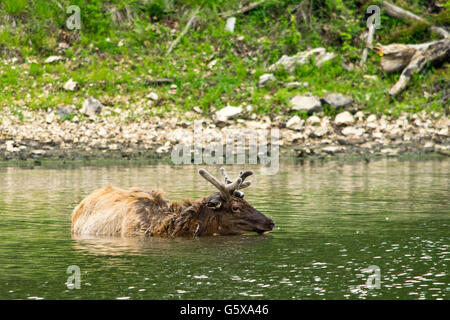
[0,158,449,300]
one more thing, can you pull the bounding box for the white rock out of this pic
[269,48,335,73]
[215,106,242,122]
[31,149,46,156]
[58,42,69,50]
[313,126,328,137]
[259,73,276,86]
[56,105,76,118]
[286,116,304,131]
[108,144,119,150]
[286,81,308,88]
[334,111,355,126]
[306,115,321,125]
[147,92,159,101]
[315,52,336,66]
[322,146,342,154]
[5,141,14,152]
[437,127,448,136]
[342,126,365,136]
[381,148,398,156]
[355,111,364,120]
[207,59,218,69]
[389,128,404,140]
[98,127,107,138]
[63,78,78,91]
[363,75,378,81]
[372,132,383,139]
[193,107,203,114]
[435,144,450,152]
[81,97,103,117]
[290,95,322,113]
[322,93,353,108]
[367,114,377,122]
[225,17,236,33]
[44,55,63,63]
[45,114,55,124]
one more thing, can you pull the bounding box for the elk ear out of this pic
[207,198,222,210]
[233,190,244,198]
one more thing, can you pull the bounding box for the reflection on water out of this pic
[0,158,449,299]
[72,234,274,256]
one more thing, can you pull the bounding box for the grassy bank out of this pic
[0,0,448,120]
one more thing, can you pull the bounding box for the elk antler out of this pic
[198,168,253,199]
[232,169,253,197]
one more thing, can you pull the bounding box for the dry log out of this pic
[291,0,308,20]
[167,8,199,55]
[219,0,267,19]
[360,23,376,66]
[145,78,176,85]
[268,48,336,73]
[382,1,449,39]
[373,39,450,96]
[374,43,416,73]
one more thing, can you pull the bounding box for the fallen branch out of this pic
[268,48,336,73]
[373,39,450,96]
[219,0,267,19]
[382,1,449,39]
[167,8,199,55]
[360,23,376,66]
[145,78,176,85]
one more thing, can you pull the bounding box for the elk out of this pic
[71,168,275,237]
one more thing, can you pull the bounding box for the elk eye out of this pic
[232,206,240,212]
[207,200,222,209]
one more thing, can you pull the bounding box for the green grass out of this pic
[0,0,448,118]
[2,0,28,16]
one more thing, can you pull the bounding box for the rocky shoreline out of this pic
[1,106,449,162]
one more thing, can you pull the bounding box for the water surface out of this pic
[0,158,449,299]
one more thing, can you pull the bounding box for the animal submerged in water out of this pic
[71,168,274,237]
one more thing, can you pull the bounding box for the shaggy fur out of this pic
[71,186,272,238]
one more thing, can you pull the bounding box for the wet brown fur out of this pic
[71,186,256,237]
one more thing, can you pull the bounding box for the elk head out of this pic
[198,168,275,235]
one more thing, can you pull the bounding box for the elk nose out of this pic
[268,220,275,230]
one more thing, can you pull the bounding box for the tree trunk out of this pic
[374,40,450,96]
[382,1,449,39]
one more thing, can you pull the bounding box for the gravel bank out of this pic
[1,107,449,161]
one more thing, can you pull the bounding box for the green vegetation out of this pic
[0,0,448,118]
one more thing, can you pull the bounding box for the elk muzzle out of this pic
[237,209,275,235]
